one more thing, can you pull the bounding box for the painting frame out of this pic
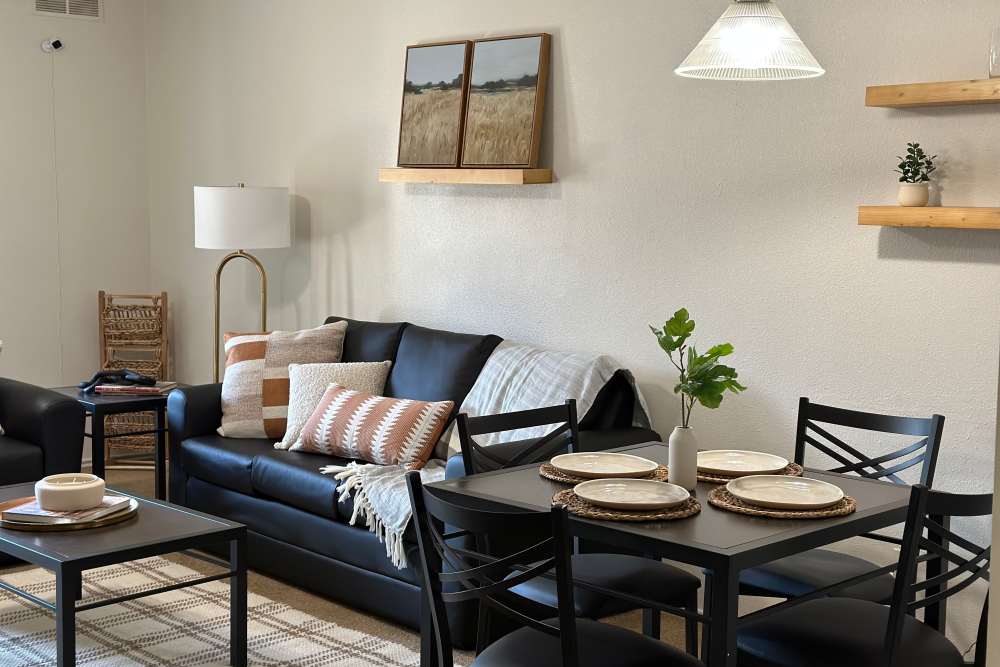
[396,40,472,168]
[461,33,551,169]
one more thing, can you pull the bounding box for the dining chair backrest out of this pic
[457,399,580,476]
[406,472,580,667]
[794,397,945,486]
[884,485,992,667]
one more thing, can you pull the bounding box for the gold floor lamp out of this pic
[194,184,291,382]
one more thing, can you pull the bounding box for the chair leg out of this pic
[701,572,712,661]
[684,590,699,657]
[641,607,660,639]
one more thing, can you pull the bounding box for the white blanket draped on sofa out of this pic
[320,341,652,569]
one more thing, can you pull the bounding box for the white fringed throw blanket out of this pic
[319,460,447,569]
[318,341,650,570]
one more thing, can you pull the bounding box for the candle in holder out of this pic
[34,474,106,511]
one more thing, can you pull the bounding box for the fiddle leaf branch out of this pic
[650,309,746,427]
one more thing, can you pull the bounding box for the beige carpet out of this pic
[0,466,685,664]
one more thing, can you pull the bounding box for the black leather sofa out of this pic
[0,378,86,485]
[167,317,660,645]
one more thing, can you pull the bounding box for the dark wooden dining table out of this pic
[427,441,913,667]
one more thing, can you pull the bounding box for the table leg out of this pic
[90,411,105,480]
[230,536,248,667]
[56,567,79,667]
[155,405,167,500]
[706,562,738,667]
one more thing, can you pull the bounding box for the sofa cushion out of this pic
[185,476,419,584]
[0,435,43,485]
[180,435,273,495]
[325,317,408,363]
[251,449,355,521]
[386,324,502,409]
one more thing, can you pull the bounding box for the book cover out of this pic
[2,495,131,524]
[95,382,177,396]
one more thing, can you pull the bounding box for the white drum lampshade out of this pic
[675,1,824,81]
[194,185,291,250]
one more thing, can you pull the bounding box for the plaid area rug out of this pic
[0,557,424,666]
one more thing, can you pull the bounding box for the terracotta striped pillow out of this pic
[217,321,347,439]
[290,384,454,470]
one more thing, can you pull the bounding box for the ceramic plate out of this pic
[550,452,659,479]
[574,479,690,511]
[726,475,845,510]
[697,450,789,476]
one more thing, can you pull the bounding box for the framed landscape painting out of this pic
[462,34,550,168]
[397,40,471,167]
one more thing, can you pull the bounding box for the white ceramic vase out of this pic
[668,426,698,491]
[898,182,929,207]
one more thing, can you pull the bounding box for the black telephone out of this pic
[78,369,157,394]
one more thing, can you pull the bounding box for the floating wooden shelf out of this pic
[866,78,1000,108]
[858,206,1000,230]
[378,167,553,185]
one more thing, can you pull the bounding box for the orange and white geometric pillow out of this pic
[290,384,454,470]
[217,321,347,439]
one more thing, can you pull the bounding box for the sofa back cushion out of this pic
[291,384,453,469]
[385,325,502,412]
[324,317,407,363]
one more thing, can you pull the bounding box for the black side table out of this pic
[51,388,170,500]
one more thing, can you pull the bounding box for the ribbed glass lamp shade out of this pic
[675,1,824,81]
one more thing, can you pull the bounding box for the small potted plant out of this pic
[895,142,937,207]
[650,309,746,490]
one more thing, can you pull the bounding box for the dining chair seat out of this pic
[511,553,701,618]
[737,595,964,667]
[738,548,894,603]
[474,618,704,667]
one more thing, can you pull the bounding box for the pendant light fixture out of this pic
[675,0,824,81]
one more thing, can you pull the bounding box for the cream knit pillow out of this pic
[275,361,392,450]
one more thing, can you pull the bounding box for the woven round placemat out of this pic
[707,487,857,519]
[697,462,804,485]
[539,463,669,485]
[552,488,701,522]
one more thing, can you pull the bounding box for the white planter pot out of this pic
[668,426,698,491]
[898,182,929,207]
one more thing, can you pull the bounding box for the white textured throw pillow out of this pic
[274,361,392,450]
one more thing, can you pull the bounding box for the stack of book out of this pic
[2,495,131,525]
[95,381,178,396]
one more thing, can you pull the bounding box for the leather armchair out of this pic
[0,378,85,484]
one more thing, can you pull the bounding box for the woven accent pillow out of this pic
[274,361,392,451]
[290,384,454,470]
[217,321,348,439]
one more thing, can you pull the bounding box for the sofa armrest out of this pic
[0,378,85,475]
[445,427,662,479]
[167,383,222,504]
[167,383,223,442]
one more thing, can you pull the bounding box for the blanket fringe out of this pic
[320,463,410,569]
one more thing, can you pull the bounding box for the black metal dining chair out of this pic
[737,397,945,604]
[737,484,990,667]
[406,472,704,667]
[457,400,700,652]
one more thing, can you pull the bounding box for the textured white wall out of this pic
[0,0,150,387]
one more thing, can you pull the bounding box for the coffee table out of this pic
[0,483,247,667]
